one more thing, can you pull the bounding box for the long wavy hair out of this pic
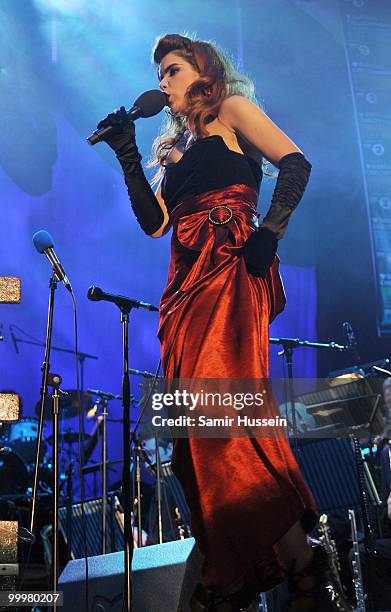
[149,34,263,184]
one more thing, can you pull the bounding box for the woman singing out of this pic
[98,34,332,612]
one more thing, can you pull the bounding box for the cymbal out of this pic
[81,459,123,475]
[47,431,92,445]
[35,391,93,420]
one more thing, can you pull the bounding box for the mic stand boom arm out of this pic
[269,337,347,436]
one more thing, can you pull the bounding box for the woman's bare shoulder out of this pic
[216,97,263,162]
[220,94,259,114]
[219,95,301,166]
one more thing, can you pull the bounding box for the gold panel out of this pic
[0,521,18,563]
[0,521,18,590]
[0,394,20,422]
[0,277,21,304]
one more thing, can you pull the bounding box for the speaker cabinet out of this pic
[59,538,202,612]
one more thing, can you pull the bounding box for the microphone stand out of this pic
[11,330,98,502]
[120,305,133,612]
[101,397,109,554]
[131,431,160,547]
[85,394,110,554]
[154,434,163,544]
[28,272,65,610]
[51,379,62,609]
[269,337,346,436]
[128,367,163,380]
[129,373,164,544]
[11,330,97,474]
[29,274,57,538]
[134,437,143,548]
[8,331,97,362]
[65,460,74,563]
[87,290,158,611]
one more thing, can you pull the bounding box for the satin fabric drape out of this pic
[158,184,317,592]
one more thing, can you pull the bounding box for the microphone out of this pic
[87,286,158,312]
[87,90,167,146]
[87,388,122,400]
[9,325,19,354]
[32,230,72,293]
[342,321,360,363]
[128,368,163,380]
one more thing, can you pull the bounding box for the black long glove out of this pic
[97,107,164,235]
[243,152,312,276]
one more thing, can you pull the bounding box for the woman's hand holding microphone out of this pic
[97,107,164,235]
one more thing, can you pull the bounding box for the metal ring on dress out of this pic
[208,205,233,225]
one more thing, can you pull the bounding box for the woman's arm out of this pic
[219,95,301,166]
[96,106,171,238]
[219,95,312,276]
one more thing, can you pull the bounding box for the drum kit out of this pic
[0,380,162,527]
[0,391,95,500]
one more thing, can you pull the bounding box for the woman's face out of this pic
[159,51,200,115]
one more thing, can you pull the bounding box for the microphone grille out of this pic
[33,230,54,254]
[133,90,167,118]
[87,286,103,301]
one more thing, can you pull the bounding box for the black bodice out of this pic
[161,135,263,212]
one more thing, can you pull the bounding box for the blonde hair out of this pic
[149,33,263,185]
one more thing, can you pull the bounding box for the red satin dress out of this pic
[158,135,317,592]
